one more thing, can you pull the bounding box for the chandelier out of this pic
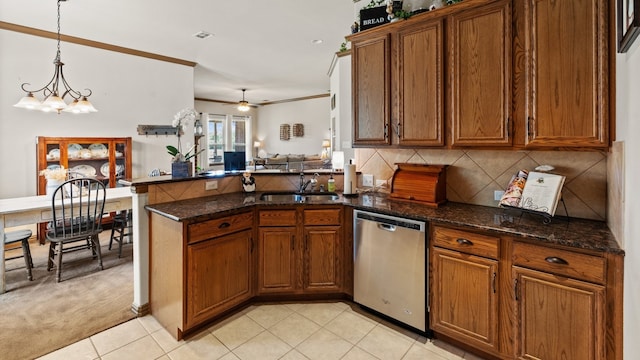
[13,0,97,114]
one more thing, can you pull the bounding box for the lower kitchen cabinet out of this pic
[257,207,343,295]
[430,226,501,356]
[150,210,254,339]
[513,266,605,360]
[430,225,621,360]
[186,229,253,328]
[512,241,607,360]
[257,209,298,293]
[258,226,297,293]
[303,208,343,292]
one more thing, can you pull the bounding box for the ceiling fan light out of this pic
[237,100,250,112]
[13,92,42,110]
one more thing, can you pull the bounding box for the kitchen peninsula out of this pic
[126,173,623,360]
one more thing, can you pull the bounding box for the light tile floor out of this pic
[37,301,487,360]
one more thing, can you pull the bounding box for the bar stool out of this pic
[109,210,132,258]
[4,229,34,281]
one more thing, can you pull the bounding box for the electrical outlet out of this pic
[205,180,218,191]
[362,174,374,187]
[376,179,387,188]
[494,190,504,201]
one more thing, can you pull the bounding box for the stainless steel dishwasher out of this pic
[353,209,427,332]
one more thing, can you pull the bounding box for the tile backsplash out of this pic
[355,148,608,221]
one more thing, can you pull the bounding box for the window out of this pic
[206,114,251,167]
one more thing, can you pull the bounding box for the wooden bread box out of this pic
[389,163,447,207]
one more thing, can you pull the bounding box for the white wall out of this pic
[616,36,640,359]
[0,30,194,198]
[254,97,331,156]
[329,53,355,162]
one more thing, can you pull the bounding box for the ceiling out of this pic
[1,0,357,104]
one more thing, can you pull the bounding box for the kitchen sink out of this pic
[304,193,340,201]
[259,192,340,202]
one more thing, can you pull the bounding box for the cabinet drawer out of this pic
[188,212,254,244]
[303,209,342,226]
[512,242,606,284]
[432,226,499,259]
[259,210,296,226]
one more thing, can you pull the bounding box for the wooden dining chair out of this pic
[109,210,132,258]
[46,177,106,282]
[4,229,35,281]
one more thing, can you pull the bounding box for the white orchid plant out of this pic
[167,108,203,162]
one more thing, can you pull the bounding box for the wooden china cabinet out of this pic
[35,136,132,241]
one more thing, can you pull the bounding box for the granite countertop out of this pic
[145,191,624,255]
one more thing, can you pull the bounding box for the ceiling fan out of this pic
[237,89,252,112]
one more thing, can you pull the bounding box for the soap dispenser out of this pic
[327,173,336,192]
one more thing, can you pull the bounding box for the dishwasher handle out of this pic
[377,223,397,232]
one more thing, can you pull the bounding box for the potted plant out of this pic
[168,108,203,178]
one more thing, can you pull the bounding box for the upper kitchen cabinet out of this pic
[448,0,512,146]
[516,0,610,148]
[351,33,391,146]
[395,17,445,146]
[350,13,444,147]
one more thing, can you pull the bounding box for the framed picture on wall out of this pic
[618,0,640,52]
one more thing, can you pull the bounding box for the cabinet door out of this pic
[186,229,253,328]
[449,0,512,146]
[303,226,341,292]
[258,227,297,293]
[514,266,606,360]
[525,0,608,147]
[431,247,499,354]
[352,33,391,146]
[395,18,444,146]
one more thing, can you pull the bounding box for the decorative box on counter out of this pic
[389,163,447,207]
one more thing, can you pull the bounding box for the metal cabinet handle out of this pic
[396,122,401,140]
[514,278,519,301]
[384,123,389,140]
[456,238,473,246]
[291,236,295,251]
[218,222,230,229]
[492,273,497,294]
[545,256,569,265]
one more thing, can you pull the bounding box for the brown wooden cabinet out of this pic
[257,207,344,295]
[519,0,610,148]
[36,136,132,193]
[430,226,501,356]
[150,210,254,339]
[349,0,613,149]
[395,17,444,146]
[448,0,512,146]
[512,241,607,359]
[302,208,343,292]
[351,32,391,146]
[257,209,297,293]
[36,136,132,241]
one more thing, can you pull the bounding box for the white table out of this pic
[0,187,132,293]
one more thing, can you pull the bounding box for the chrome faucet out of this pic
[299,172,319,193]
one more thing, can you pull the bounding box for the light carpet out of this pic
[0,232,135,360]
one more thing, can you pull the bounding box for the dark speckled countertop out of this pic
[145,191,623,255]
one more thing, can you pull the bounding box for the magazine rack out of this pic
[501,197,569,224]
